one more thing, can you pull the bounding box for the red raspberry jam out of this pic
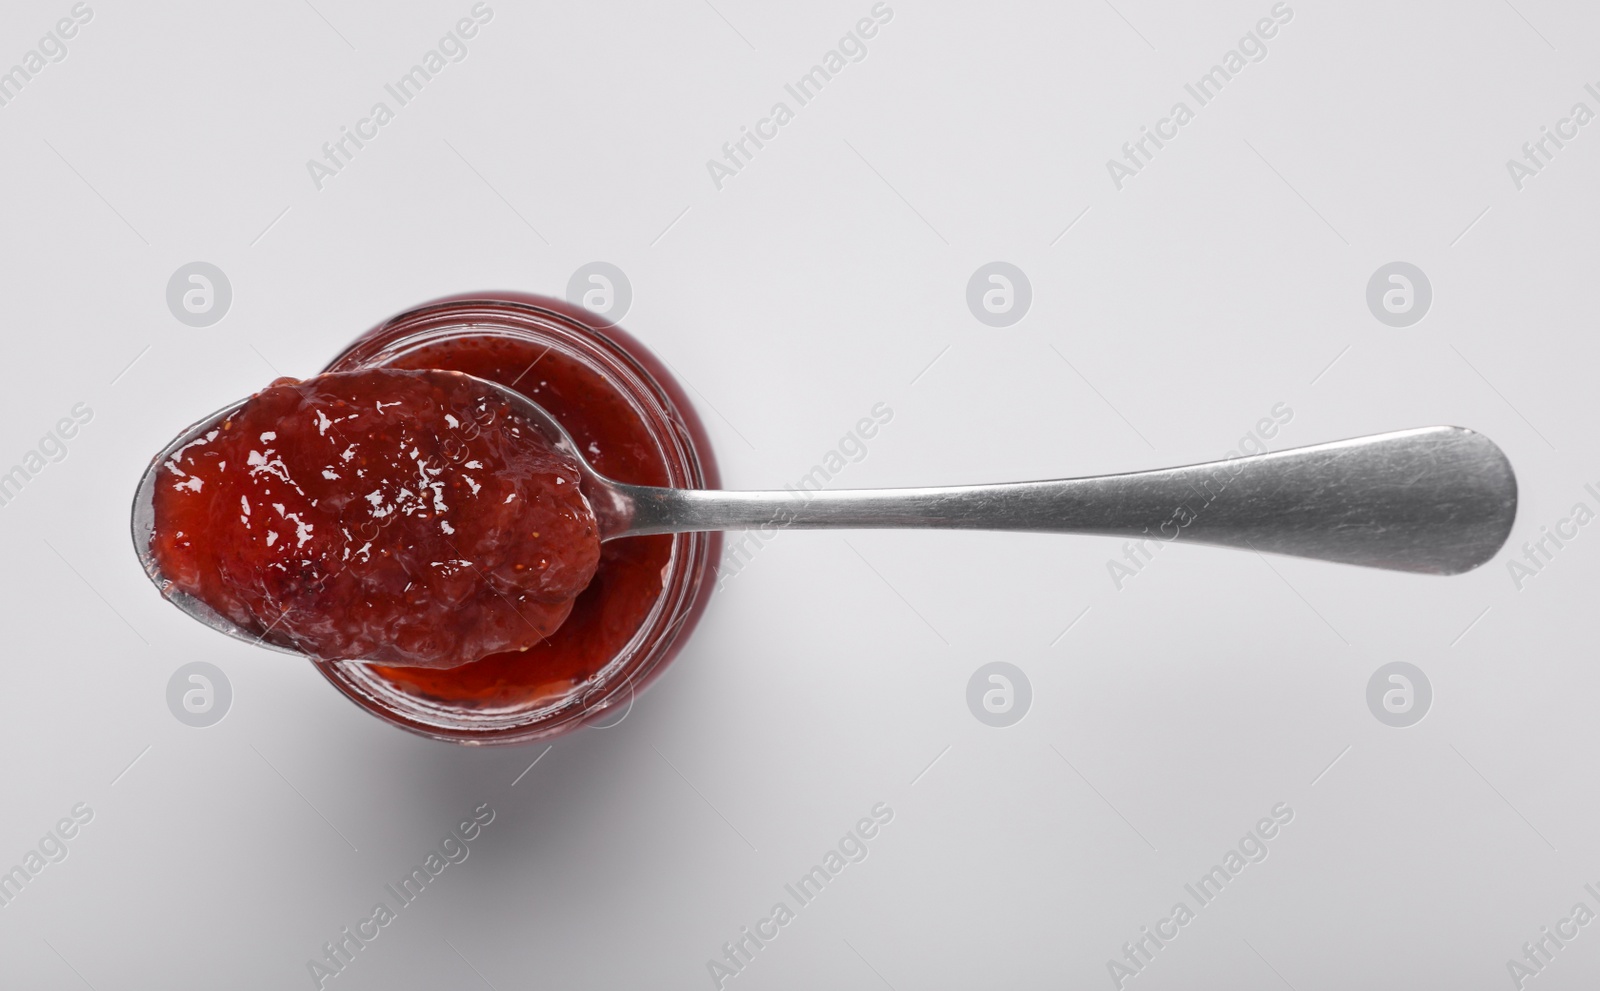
[148,368,601,669]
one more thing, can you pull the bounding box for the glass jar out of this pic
[316,293,720,744]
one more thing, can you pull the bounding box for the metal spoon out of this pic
[133,374,1517,649]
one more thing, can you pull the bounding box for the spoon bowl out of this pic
[130,373,615,654]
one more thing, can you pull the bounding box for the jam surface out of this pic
[355,334,678,711]
[149,368,601,669]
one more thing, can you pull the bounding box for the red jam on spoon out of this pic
[148,367,601,669]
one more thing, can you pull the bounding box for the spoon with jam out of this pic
[134,367,1517,670]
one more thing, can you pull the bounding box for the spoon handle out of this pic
[614,426,1516,574]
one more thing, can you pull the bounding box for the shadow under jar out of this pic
[316,293,721,744]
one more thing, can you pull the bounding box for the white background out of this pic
[1,1,1597,988]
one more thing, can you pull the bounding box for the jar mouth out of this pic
[312,296,719,745]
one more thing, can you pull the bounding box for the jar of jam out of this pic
[314,293,720,744]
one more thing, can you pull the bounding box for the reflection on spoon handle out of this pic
[613,426,1517,575]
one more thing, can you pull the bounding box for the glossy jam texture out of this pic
[149,368,601,669]
[358,335,676,710]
